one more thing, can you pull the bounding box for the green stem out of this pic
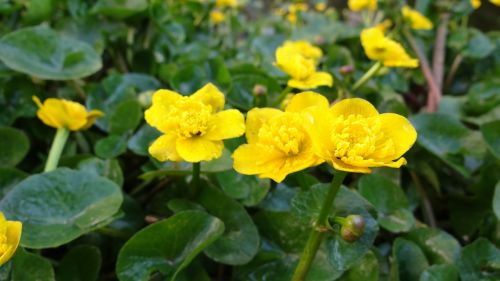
[291,171,348,281]
[352,62,382,92]
[192,162,200,188]
[44,128,70,172]
[272,86,292,107]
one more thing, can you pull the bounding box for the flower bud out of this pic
[339,65,354,75]
[252,84,267,97]
[340,215,365,243]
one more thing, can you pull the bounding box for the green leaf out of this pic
[463,29,495,59]
[127,124,161,156]
[0,77,37,126]
[194,185,260,265]
[21,0,56,24]
[56,245,102,281]
[338,251,379,281]
[227,74,280,110]
[0,168,28,199]
[494,181,500,221]
[420,264,459,281]
[480,121,500,159]
[77,157,124,187]
[116,210,225,281]
[392,238,430,281]
[0,25,101,80]
[378,209,415,233]
[91,0,148,19]
[410,113,472,176]
[12,248,55,281]
[0,127,29,167]
[358,174,409,212]
[0,168,123,249]
[95,134,128,159]
[464,79,500,116]
[215,169,271,207]
[457,238,500,281]
[109,99,143,135]
[405,228,461,264]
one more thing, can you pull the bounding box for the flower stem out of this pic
[44,128,70,172]
[272,86,292,107]
[291,171,348,281]
[352,62,382,92]
[192,162,201,188]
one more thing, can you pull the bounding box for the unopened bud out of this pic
[340,215,365,243]
[253,84,267,96]
[339,65,354,75]
[314,35,325,45]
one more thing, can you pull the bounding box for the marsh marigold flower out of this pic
[348,0,377,11]
[402,6,433,30]
[0,212,22,266]
[275,41,333,89]
[310,98,417,173]
[361,27,418,68]
[232,92,327,182]
[216,0,237,8]
[145,83,245,163]
[491,0,500,6]
[32,96,104,131]
[471,0,481,8]
[210,10,225,24]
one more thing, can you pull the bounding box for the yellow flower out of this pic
[310,98,417,173]
[471,0,481,9]
[289,3,309,13]
[402,6,433,30]
[232,92,327,182]
[0,212,22,266]
[216,0,237,8]
[287,12,298,24]
[490,0,500,6]
[32,96,104,131]
[275,41,333,89]
[348,0,377,12]
[315,2,327,12]
[360,27,419,68]
[145,83,245,163]
[210,10,225,24]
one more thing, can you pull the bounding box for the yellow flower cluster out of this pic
[32,96,104,131]
[210,10,225,25]
[348,0,377,12]
[275,40,333,89]
[145,83,245,163]
[232,92,417,181]
[401,5,433,30]
[0,212,22,266]
[216,0,237,8]
[361,26,419,68]
[285,2,308,24]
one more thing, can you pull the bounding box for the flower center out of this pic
[258,114,306,156]
[330,114,395,162]
[169,98,212,138]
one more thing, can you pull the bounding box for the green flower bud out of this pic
[340,215,365,243]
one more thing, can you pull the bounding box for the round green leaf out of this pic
[0,168,123,249]
[116,210,224,281]
[378,209,415,233]
[0,127,30,167]
[358,174,409,212]
[480,120,500,159]
[420,264,459,281]
[91,0,148,19]
[392,238,430,281]
[127,124,161,156]
[339,251,379,281]
[405,227,461,264]
[109,99,143,135]
[194,186,260,265]
[95,134,128,159]
[0,168,28,199]
[457,238,500,281]
[0,25,102,80]
[77,157,124,187]
[12,248,55,281]
[216,169,271,207]
[56,245,102,281]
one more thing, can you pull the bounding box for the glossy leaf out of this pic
[91,0,148,19]
[215,169,271,206]
[77,157,124,187]
[392,238,429,281]
[0,127,30,167]
[12,248,55,281]
[405,228,461,265]
[480,120,500,159]
[420,264,459,281]
[457,238,500,281]
[56,245,102,281]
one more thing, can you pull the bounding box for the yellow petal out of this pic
[330,157,372,173]
[81,110,105,130]
[0,221,21,266]
[245,108,282,144]
[308,108,334,160]
[285,91,330,113]
[144,89,182,133]
[41,98,88,130]
[149,134,182,162]
[191,83,225,113]
[205,109,245,141]
[330,98,379,118]
[176,137,223,162]
[376,113,417,160]
[287,71,333,90]
[232,144,287,182]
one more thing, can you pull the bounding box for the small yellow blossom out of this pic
[32,96,104,131]
[275,41,333,89]
[402,6,433,30]
[216,0,237,8]
[315,2,327,12]
[471,0,481,8]
[348,0,377,12]
[232,92,327,182]
[0,212,22,266]
[490,0,500,6]
[310,98,417,173]
[289,3,309,13]
[210,10,225,24]
[360,27,419,68]
[287,12,298,24]
[145,83,245,163]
